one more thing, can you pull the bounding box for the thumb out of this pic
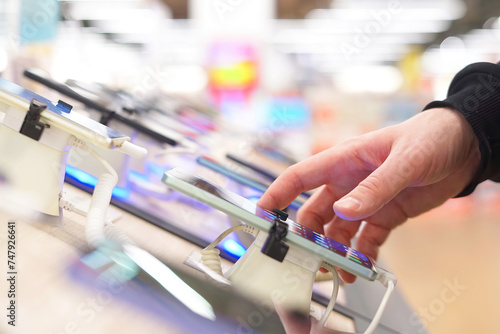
[333,158,412,220]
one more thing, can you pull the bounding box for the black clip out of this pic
[99,111,116,125]
[272,208,288,221]
[261,212,289,262]
[19,99,47,141]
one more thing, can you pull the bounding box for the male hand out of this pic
[258,108,480,282]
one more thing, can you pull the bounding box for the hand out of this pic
[258,108,480,283]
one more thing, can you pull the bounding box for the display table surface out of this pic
[0,184,424,334]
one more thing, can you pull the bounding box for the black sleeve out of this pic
[423,62,500,196]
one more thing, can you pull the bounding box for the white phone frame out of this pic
[0,77,129,149]
[162,167,380,281]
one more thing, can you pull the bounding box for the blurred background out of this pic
[1,0,500,333]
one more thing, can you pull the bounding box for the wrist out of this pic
[424,107,481,196]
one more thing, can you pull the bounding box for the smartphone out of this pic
[197,155,270,191]
[226,153,279,182]
[23,68,179,146]
[0,77,129,148]
[196,156,305,210]
[162,167,380,281]
[226,153,312,199]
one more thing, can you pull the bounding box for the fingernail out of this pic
[335,197,362,211]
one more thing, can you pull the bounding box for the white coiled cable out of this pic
[68,137,134,249]
[86,172,117,248]
[200,248,224,276]
[200,224,257,282]
[103,219,136,246]
[59,197,135,246]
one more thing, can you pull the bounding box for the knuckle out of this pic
[343,140,365,161]
[358,174,386,196]
[284,164,305,193]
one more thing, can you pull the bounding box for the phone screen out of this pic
[163,168,376,275]
[258,210,373,270]
[196,156,305,210]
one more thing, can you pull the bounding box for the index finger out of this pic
[258,149,341,210]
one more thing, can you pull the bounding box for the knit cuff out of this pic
[422,62,500,196]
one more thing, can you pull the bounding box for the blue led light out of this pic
[65,165,130,200]
[128,169,151,182]
[146,161,169,178]
[221,239,246,259]
[111,186,131,200]
[246,195,260,203]
[66,164,97,185]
